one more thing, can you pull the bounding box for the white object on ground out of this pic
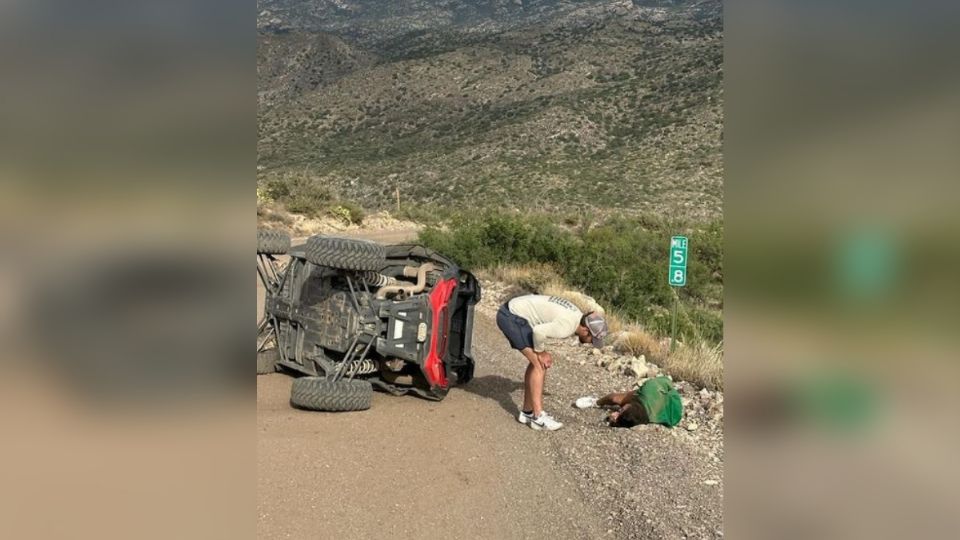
[575,396,599,409]
[530,412,563,431]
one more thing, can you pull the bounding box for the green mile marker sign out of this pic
[668,236,688,287]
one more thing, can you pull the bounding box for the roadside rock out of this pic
[623,364,647,379]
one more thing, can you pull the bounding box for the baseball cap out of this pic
[584,312,608,348]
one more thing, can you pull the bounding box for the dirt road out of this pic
[257,313,608,539]
[257,230,723,539]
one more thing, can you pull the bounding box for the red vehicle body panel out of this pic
[424,277,458,388]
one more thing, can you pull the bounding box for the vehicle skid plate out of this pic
[376,297,428,363]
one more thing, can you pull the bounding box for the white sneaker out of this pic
[575,396,599,409]
[517,411,534,425]
[529,412,564,431]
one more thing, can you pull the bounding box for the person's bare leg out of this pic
[523,362,535,412]
[529,363,544,415]
[597,391,633,408]
[540,365,547,413]
[521,348,545,416]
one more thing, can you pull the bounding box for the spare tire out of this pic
[304,236,385,271]
[290,377,372,412]
[258,229,290,255]
[257,349,278,375]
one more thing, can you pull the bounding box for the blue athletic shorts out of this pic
[496,303,534,351]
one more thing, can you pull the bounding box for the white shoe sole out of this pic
[529,421,563,431]
[575,397,598,409]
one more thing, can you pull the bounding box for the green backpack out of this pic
[635,376,684,427]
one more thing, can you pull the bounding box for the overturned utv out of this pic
[257,230,481,411]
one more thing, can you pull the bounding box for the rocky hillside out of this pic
[258,31,376,107]
[258,0,723,218]
[259,0,637,41]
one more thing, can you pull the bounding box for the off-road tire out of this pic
[304,236,385,271]
[257,349,278,375]
[290,377,373,412]
[257,229,290,255]
[451,362,475,385]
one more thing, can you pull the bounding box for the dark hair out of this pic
[613,403,649,428]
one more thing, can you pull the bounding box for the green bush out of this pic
[329,201,365,225]
[419,211,577,270]
[262,174,334,217]
[418,211,723,344]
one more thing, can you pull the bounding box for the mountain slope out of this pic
[259,0,619,41]
[258,30,376,109]
[258,0,723,218]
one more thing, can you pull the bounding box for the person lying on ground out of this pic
[496,294,608,431]
[574,376,683,428]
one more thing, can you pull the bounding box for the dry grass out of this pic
[258,202,296,228]
[479,264,563,294]
[257,200,420,238]
[663,341,724,391]
[542,281,603,313]
[614,328,666,365]
[617,325,724,391]
[600,309,625,335]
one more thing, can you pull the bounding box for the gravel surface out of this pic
[257,231,724,539]
[475,283,724,540]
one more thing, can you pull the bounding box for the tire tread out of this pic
[258,229,291,255]
[304,236,385,271]
[290,377,372,411]
[257,349,278,375]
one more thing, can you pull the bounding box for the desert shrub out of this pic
[329,201,365,225]
[419,211,577,270]
[418,211,723,344]
[256,186,273,205]
[262,174,334,217]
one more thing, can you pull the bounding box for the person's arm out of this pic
[520,347,550,369]
[538,351,553,369]
[520,347,553,369]
[597,391,634,408]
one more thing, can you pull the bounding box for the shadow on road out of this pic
[460,375,524,419]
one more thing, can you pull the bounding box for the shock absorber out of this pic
[356,271,395,288]
[347,358,378,376]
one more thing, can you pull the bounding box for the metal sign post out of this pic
[668,236,688,352]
